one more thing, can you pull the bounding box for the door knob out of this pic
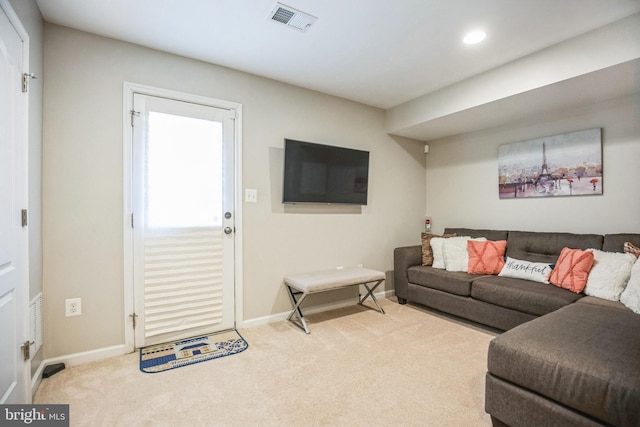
[224,227,233,235]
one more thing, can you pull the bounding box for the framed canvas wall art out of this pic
[498,128,602,199]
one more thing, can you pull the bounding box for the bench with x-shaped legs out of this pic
[284,266,386,334]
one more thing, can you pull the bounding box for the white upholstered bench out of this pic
[284,266,386,334]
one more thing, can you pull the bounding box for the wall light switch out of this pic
[245,189,257,203]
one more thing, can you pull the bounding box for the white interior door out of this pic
[0,1,30,404]
[132,93,236,347]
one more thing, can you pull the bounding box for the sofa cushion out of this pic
[506,231,602,264]
[488,303,640,426]
[444,228,508,242]
[602,233,640,253]
[575,295,632,311]
[407,266,480,297]
[471,276,582,316]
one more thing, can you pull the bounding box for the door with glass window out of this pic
[132,94,235,347]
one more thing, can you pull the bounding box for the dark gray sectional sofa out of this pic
[393,228,640,427]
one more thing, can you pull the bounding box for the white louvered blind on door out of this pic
[143,227,223,339]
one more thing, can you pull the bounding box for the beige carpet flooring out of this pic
[34,298,498,426]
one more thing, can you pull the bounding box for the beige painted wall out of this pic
[425,93,640,235]
[42,24,426,358]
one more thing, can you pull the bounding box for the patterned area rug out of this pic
[140,330,249,373]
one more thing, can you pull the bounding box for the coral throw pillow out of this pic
[549,247,595,293]
[467,240,507,275]
[421,232,456,265]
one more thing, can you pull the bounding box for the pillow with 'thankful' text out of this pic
[498,257,552,284]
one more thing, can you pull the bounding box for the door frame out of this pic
[122,82,244,352]
[0,0,31,402]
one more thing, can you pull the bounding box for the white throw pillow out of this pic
[430,236,470,269]
[498,257,552,284]
[584,249,636,301]
[620,258,640,314]
[443,237,486,272]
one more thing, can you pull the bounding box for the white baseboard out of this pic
[45,344,129,368]
[31,362,44,397]
[32,344,128,391]
[241,289,394,329]
[32,344,128,397]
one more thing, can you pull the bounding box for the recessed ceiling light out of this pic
[463,30,487,45]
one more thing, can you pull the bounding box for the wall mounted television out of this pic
[282,139,370,205]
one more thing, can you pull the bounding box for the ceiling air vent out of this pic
[268,3,317,33]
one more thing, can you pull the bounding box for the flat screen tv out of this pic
[282,139,370,205]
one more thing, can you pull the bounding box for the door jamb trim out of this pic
[122,82,243,352]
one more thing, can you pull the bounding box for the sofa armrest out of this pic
[393,245,422,303]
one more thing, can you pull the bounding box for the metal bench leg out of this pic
[359,280,385,314]
[285,284,310,334]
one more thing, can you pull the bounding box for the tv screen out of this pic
[282,139,370,205]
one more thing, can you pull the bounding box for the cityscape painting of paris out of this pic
[498,128,602,199]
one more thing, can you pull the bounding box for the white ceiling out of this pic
[36,0,640,110]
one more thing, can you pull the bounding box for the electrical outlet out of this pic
[65,298,81,317]
[425,216,432,232]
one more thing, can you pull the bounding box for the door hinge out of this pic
[21,341,34,361]
[129,313,138,329]
[22,73,37,93]
[130,109,140,126]
[131,213,134,229]
[21,209,28,227]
